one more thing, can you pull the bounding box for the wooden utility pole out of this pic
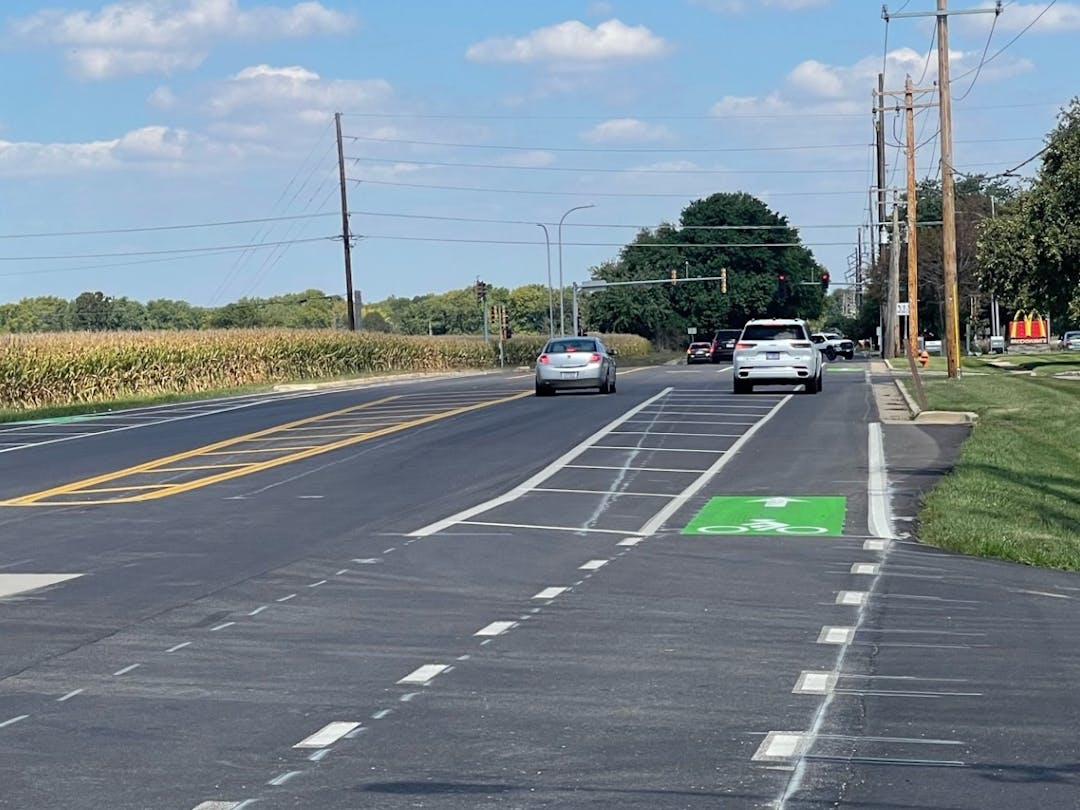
[904,75,920,357]
[935,0,960,377]
[335,112,356,331]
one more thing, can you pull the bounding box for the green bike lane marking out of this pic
[682,496,846,536]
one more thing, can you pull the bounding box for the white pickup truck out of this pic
[810,332,855,361]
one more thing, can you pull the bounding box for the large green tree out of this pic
[584,193,827,346]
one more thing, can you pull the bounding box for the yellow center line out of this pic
[65,484,176,494]
[3,390,531,506]
[201,446,323,455]
[149,464,251,472]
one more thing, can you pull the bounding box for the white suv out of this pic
[732,318,823,395]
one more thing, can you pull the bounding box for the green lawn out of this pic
[909,353,1080,570]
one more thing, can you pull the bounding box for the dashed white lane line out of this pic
[617,537,644,546]
[371,709,393,720]
[0,715,29,728]
[191,802,242,810]
[851,563,880,575]
[533,587,568,600]
[398,664,449,686]
[863,539,891,551]
[57,689,83,702]
[475,621,516,637]
[247,606,268,616]
[836,591,868,606]
[793,671,836,695]
[817,626,856,645]
[308,580,327,588]
[579,559,609,571]
[459,521,632,536]
[276,593,297,602]
[752,732,806,762]
[531,487,672,498]
[268,771,302,786]
[293,721,362,749]
[335,569,349,576]
[210,622,235,632]
[113,664,140,676]
[167,642,192,653]
[564,464,706,473]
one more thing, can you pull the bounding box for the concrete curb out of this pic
[891,369,979,425]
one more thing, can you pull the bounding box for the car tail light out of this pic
[791,342,811,348]
[590,353,602,363]
[736,342,756,349]
[538,355,550,364]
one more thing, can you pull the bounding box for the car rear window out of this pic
[742,324,807,341]
[689,342,711,349]
[714,330,741,340]
[547,339,598,353]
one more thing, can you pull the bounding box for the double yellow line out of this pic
[4,391,530,506]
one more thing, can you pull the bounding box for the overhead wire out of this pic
[952,0,1058,82]
[347,178,869,198]
[345,134,870,154]
[954,10,1000,102]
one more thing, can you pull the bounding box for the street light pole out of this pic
[557,204,595,335]
[535,223,555,339]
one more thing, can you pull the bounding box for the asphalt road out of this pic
[0,362,1076,809]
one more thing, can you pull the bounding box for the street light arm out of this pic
[556,204,596,335]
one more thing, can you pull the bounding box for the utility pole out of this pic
[936,0,961,377]
[886,196,901,359]
[856,226,864,311]
[334,112,356,331]
[876,73,888,257]
[884,2,1001,376]
[904,75,920,357]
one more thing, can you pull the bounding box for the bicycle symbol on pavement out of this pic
[695,518,828,536]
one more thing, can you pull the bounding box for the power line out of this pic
[952,0,1058,82]
[345,134,870,154]
[954,10,1000,102]
[355,234,849,248]
[0,213,338,241]
[349,178,870,198]
[0,236,335,263]
[345,209,861,229]
[346,155,870,176]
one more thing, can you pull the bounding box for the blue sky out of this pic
[1,0,1076,307]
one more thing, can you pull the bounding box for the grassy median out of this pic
[912,353,1080,571]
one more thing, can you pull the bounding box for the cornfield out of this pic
[0,330,652,413]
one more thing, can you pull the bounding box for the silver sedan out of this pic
[535,336,617,396]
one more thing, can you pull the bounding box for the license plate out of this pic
[560,372,578,379]
[766,352,780,360]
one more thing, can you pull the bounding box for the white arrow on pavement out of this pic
[752,497,806,508]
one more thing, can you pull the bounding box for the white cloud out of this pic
[147,85,178,109]
[580,118,675,143]
[206,64,393,119]
[0,125,215,176]
[466,19,669,66]
[787,60,846,99]
[967,2,1080,33]
[695,0,831,12]
[10,0,356,80]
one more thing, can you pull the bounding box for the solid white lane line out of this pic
[293,721,362,749]
[868,423,895,539]
[579,559,609,571]
[851,563,880,575]
[610,431,741,437]
[0,573,83,599]
[398,664,449,686]
[836,591,868,606]
[793,672,836,695]
[637,396,792,536]
[617,537,644,546]
[752,732,805,762]
[533,587,568,599]
[475,621,516,637]
[191,802,242,810]
[458,520,633,536]
[167,642,192,653]
[817,626,856,645]
[409,388,674,536]
[589,445,724,453]
[58,689,83,702]
[113,664,140,676]
[210,622,235,632]
[622,418,755,424]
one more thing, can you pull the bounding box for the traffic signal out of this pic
[490,305,499,326]
[475,280,488,303]
[820,271,830,293]
[777,272,790,301]
[720,267,728,294]
[501,307,511,340]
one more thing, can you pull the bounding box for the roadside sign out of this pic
[897,302,910,317]
[682,496,846,537]
[687,327,698,335]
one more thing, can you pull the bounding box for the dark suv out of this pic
[710,329,742,363]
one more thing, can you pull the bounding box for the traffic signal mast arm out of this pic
[578,274,728,290]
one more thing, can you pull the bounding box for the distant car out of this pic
[732,318,823,395]
[810,332,855,361]
[1058,331,1080,351]
[709,329,742,362]
[535,336,617,396]
[686,341,713,364]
